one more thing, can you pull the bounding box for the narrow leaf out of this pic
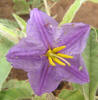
[0,35,13,89]
[0,19,19,29]
[88,0,98,3]
[58,89,85,100]
[59,0,86,25]
[0,80,33,100]
[43,0,50,16]
[13,13,26,31]
[0,23,19,43]
[33,94,47,100]
[0,57,12,90]
[82,28,98,100]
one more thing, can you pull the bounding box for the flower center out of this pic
[46,45,73,66]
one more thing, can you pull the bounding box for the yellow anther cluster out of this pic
[46,45,73,67]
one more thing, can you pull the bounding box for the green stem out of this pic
[59,0,87,26]
[43,0,50,16]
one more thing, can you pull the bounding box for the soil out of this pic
[0,0,13,19]
[0,0,98,96]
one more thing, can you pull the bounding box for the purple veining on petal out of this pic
[28,57,62,96]
[6,38,45,72]
[65,66,89,83]
[53,23,90,54]
[27,8,58,50]
[38,58,49,95]
[33,8,54,48]
[33,9,49,48]
[55,54,89,84]
[65,26,89,48]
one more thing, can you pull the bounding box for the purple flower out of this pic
[6,8,90,96]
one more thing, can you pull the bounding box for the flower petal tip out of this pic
[81,75,90,85]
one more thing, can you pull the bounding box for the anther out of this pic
[57,53,73,59]
[48,56,56,66]
[46,45,73,67]
[52,57,66,66]
[56,55,71,66]
[53,45,66,53]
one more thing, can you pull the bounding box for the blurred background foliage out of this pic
[0,0,98,100]
[13,0,44,15]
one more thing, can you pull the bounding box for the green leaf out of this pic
[0,19,21,36]
[32,93,57,100]
[28,0,33,5]
[72,83,81,90]
[88,0,98,3]
[0,80,33,100]
[82,29,98,100]
[13,13,27,37]
[0,58,12,90]
[0,23,19,44]
[13,13,26,32]
[58,89,85,100]
[59,0,86,25]
[33,94,47,100]
[0,23,17,37]
[0,35,14,89]
[51,0,59,1]
[13,0,30,15]
[32,0,43,8]
[0,19,19,29]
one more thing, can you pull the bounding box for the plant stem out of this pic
[43,0,50,16]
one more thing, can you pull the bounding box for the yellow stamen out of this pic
[53,45,66,53]
[52,57,66,66]
[57,53,73,59]
[48,56,56,66]
[47,49,52,54]
[55,55,71,66]
[46,45,73,67]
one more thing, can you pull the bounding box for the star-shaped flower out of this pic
[6,8,90,96]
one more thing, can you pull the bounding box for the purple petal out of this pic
[27,8,58,48]
[27,57,62,96]
[55,54,89,84]
[53,23,90,54]
[6,38,46,72]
